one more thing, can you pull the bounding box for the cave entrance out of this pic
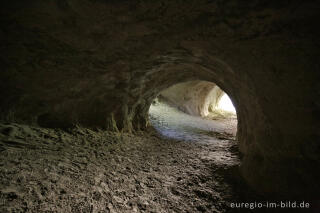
[148,80,237,143]
[217,94,236,114]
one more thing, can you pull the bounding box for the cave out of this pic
[0,0,319,212]
[149,81,237,141]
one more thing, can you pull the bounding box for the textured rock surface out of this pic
[159,81,224,117]
[1,0,320,198]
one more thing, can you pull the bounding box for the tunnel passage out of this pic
[1,49,319,199]
[1,0,319,200]
[148,80,237,143]
[157,80,236,118]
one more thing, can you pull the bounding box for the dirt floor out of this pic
[0,103,267,212]
[148,102,237,143]
[0,123,244,212]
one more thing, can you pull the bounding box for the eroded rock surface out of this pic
[1,0,320,198]
[159,81,224,117]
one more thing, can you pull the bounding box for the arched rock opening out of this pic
[158,80,226,117]
[1,0,319,199]
[148,80,237,144]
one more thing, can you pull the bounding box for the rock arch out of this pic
[1,0,319,199]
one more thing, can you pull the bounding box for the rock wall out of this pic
[1,0,319,198]
[159,81,224,117]
[207,86,226,113]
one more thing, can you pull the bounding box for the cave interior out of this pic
[0,0,320,212]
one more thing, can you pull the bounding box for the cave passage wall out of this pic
[1,0,320,198]
[159,81,224,117]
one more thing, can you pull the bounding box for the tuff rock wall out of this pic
[1,0,320,198]
[159,81,223,117]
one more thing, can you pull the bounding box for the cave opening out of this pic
[148,80,238,144]
[217,94,236,114]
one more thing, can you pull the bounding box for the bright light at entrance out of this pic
[217,94,236,113]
